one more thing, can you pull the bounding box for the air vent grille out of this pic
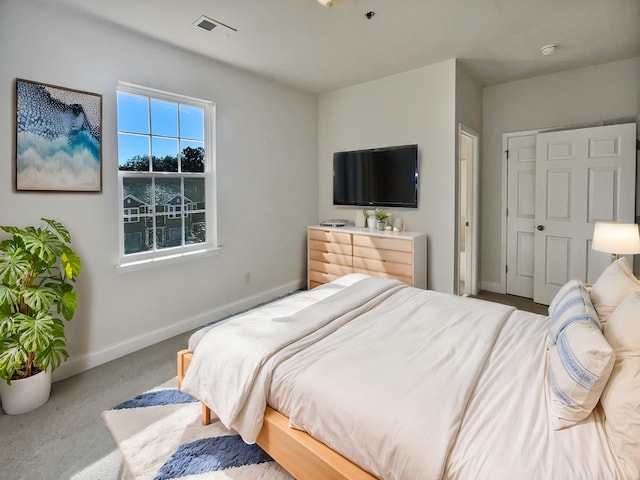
[197,19,217,32]
[192,15,236,37]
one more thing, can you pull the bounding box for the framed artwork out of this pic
[16,78,102,192]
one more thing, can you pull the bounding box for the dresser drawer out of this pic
[309,239,352,256]
[309,260,353,277]
[352,234,412,253]
[352,245,412,265]
[309,228,352,245]
[308,270,343,286]
[309,249,352,266]
[352,256,412,277]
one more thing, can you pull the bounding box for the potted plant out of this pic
[0,218,81,414]
[364,209,377,230]
[374,208,389,230]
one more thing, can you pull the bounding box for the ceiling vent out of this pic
[192,15,236,37]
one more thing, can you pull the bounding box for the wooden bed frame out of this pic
[177,349,377,480]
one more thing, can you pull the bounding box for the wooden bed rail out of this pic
[176,349,377,480]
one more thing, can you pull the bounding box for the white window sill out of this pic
[116,245,222,273]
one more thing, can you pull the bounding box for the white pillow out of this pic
[600,292,640,478]
[547,280,600,345]
[590,257,640,326]
[548,319,615,430]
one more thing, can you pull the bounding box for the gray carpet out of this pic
[0,331,191,480]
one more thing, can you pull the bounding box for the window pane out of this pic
[180,141,205,172]
[117,92,149,134]
[118,134,150,171]
[152,137,178,172]
[123,177,154,255]
[123,177,153,208]
[151,99,178,137]
[184,178,205,207]
[180,105,204,140]
[155,177,182,212]
[156,215,183,249]
[186,216,206,245]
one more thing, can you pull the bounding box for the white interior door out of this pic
[533,123,637,304]
[458,125,479,295]
[506,134,537,297]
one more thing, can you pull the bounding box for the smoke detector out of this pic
[317,0,341,7]
[192,15,237,37]
[539,44,558,56]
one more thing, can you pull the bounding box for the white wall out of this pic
[318,60,457,292]
[0,1,318,380]
[480,57,640,291]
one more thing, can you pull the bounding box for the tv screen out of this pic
[333,144,418,208]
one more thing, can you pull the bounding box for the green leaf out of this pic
[0,241,30,286]
[42,218,71,244]
[22,286,57,312]
[0,284,19,307]
[60,248,81,280]
[19,227,64,266]
[35,337,68,373]
[58,290,78,321]
[15,311,54,353]
[0,340,27,383]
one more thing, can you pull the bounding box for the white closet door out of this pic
[533,123,637,304]
[506,134,537,297]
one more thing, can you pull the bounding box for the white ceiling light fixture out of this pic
[540,44,558,56]
[316,0,341,8]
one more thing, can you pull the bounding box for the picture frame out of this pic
[15,78,102,192]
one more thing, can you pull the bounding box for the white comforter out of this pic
[181,276,406,442]
[182,275,625,480]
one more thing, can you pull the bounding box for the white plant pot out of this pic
[0,370,51,415]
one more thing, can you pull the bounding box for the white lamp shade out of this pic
[592,222,640,255]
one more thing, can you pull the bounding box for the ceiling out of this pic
[49,0,640,93]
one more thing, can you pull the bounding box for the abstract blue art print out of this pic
[16,79,102,192]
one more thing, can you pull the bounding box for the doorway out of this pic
[457,125,479,295]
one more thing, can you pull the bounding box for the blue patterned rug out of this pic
[102,378,293,480]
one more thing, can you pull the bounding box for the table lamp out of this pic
[592,222,640,260]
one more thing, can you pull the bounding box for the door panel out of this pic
[506,134,537,297]
[533,123,636,304]
[544,235,571,286]
[588,168,618,221]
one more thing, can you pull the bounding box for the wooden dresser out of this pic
[307,226,427,289]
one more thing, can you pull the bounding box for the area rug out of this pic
[102,378,294,480]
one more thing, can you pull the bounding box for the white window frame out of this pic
[124,207,140,223]
[117,81,219,269]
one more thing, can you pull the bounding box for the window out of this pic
[117,82,217,266]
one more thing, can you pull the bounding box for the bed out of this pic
[178,258,640,480]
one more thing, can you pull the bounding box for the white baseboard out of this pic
[479,280,503,294]
[53,278,306,382]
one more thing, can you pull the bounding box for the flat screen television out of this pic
[333,144,418,208]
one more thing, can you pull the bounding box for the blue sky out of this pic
[117,92,204,166]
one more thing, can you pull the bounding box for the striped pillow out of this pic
[548,280,601,345]
[548,320,615,430]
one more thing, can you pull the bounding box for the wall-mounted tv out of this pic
[333,144,418,208]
